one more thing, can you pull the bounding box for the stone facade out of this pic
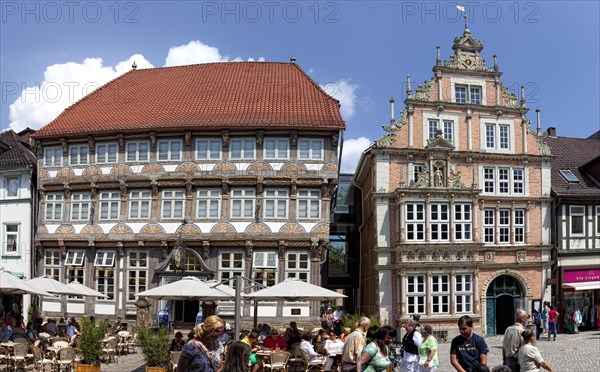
[354,28,553,336]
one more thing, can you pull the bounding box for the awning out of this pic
[562,281,600,291]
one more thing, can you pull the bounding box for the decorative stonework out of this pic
[247,161,272,173]
[151,180,159,199]
[281,161,307,175]
[177,224,202,235]
[376,109,407,148]
[110,224,134,234]
[413,77,435,101]
[245,223,271,235]
[83,165,102,177]
[140,224,166,235]
[279,223,306,234]
[176,162,200,173]
[39,169,50,179]
[142,163,165,174]
[501,86,523,109]
[245,240,253,261]
[310,223,330,239]
[290,131,298,145]
[120,180,128,199]
[481,269,532,299]
[57,168,75,179]
[110,164,133,176]
[81,225,104,235]
[184,131,192,146]
[150,132,157,148]
[320,163,338,175]
[37,225,48,234]
[485,251,495,263]
[517,251,526,264]
[185,179,193,198]
[55,225,75,234]
[444,54,492,72]
[256,131,264,145]
[211,223,237,234]
[117,134,125,150]
[278,240,287,259]
[203,241,210,259]
[60,138,68,153]
[213,162,237,173]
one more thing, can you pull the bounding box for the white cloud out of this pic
[164,40,264,66]
[341,137,371,173]
[320,79,357,119]
[8,55,154,132]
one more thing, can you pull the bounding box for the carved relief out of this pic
[222,180,230,196]
[256,178,264,195]
[176,162,200,173]
[83,165,102,177]
[256,131,264,146]
[142,163,165,174]
[185,179,193,198]
[222,130,230,147]
[310,223,330,239]
[81,225,104,235]
[110,224,134,234]
[247,161,272,173]
[517,251,526,264]
[211,223,237,234]
[151,180,159,199]
[290,131,298,145]
[60,138,68,153]
[281,161,307,175]
[278,240,286,259]
[120,180,128,199]
[245,223,271,235]
[56,225,76,234]
[376,109,407,148]
[178,224,201,235]
[184,131,192,146]
[150,132,157,149]
[245,240,253,261]
[213,162,237,173]
[279,223,306,234]
[87,136,95,153]
[37,225,48,234]
[39,169,50,179]
[203,241,210,259]
[140,224,166,235]
[320,163,338,175]
[331,133,339,147]
[110,164,133,176]
[57,168,75,179]
[485,251,495,263]
[117,134,125,151]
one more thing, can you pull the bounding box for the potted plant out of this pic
[76,316,109,372]
[137,325,171,372]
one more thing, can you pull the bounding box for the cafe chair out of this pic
[10,343,30,370]
[288,343,306,371]
[263,350,291,372]
[299,348,325,372]
[56,347,76,372]
[170,351,181,371]
[102,338,119,364]
[31,346,54,372]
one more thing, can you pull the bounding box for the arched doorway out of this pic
[486,275,524,335]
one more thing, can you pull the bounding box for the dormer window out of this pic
[455,84,481,104]
[560,170,579,183]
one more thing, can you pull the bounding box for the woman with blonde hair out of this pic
[177,315,225,372]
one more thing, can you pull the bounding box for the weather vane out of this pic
[457,5,467,30]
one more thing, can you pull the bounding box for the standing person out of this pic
[418,324,439,372]
[532,309,542,341]
[356,325,396,372]
[518,330,554,372]
[333,306,344,335]
[177,315,225,372]
[547,306,559,341]
[541,302,550,336]
[221,341,251,372]
[401,319,422,372]
[450,315,489,372]
[341,316,371,371]
[502,309,528,372]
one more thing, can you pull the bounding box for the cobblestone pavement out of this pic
[102,331,600,371]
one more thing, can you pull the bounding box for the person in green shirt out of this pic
[418,324,439,371]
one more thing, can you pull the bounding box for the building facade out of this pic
[546,130,600,332]
[32,61,345,326]
[0,129,37,315]
[354,28,553,336]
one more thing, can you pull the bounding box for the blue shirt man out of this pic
[450,315,489,371]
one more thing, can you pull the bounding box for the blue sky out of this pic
[1,1,599,172]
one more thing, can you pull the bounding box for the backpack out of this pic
[533,312,541,325]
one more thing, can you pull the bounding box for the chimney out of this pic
[547,127,557,137]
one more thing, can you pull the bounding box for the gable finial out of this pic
[132,61,137,70]
[436,46,441,66]
[457,5,468,32]
[493,54,498,71]
[406,74,412,98]
[290,54,296,63]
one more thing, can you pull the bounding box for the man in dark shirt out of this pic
[450,315,489,371]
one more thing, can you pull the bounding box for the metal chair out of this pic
[299,348,325,372]
[263,351,291,372]
[0,346,11,371]
[56,347,76,372]
[10,343,30,371]
[101,338,119,364]
[31,346,54,372]
[170,351,181,371]
[288,343,306,371]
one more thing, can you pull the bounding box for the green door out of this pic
[486,298,496,336]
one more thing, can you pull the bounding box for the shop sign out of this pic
[564,269,600,283]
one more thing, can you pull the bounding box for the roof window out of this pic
[559,169,579,183]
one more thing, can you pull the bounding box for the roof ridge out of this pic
[290,62,344,112]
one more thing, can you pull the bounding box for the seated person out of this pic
[300,332,325,363]
[283,321,299,341]
[170,331,186,351]
[312,329,327,354]
[263,328,287,351]
[241,330,263,372]
[66,317,80,341]
[324,332,344,370]
[112,317,124,334]
[44,318,58,334]
[286,329,303,351]
[0,320,12,341]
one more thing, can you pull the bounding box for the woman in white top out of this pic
[518,329,554,372]
[324,333,344,370]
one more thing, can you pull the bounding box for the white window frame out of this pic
[95,250,116,267]
[499,209,510,244]
[428,119,439,139]
[219,250,245,289]
[69,144,88,166]
[264,138,290,160]
[443,120,454,141]
[454,85,467,104]
[230,138,255,160]
[513,169,524,194]
[514,209,525,243]
[406,275,426,315]
[297,189,320,219]
[44,146,62,167]
[596,206,600,235]
[264,189,288,219]
[431,274,450,314]
[298,138,324,161]
[45,193,64,221]
[129,190,151,219]
[157,139,182,161]
[65,250,86,266]
[127,250,148,302]
[5,176,19,198]
[286,250,310,281]
[196,138,222,160]
[95,250,116,301]
[452,79,485,105]
[252,250,277,287]
[484,168,495,193]
[455,274,473,313]
[480,120,514,153]
[71,192,91,221]
[454,204,472,241]
[230,188,255,219]
[570,206,585,236]
[469,85,482,105]
[3,224,19,255]
[498,168,509,194]
[430,203,449,241]
[126,140,150,162]
[99,191,120,220]
[161,190,185,219]
[410,164,424,186]
[484,209,495,243]
[406,203,425,241]
[96,142,118,164]
[44,249,61,280]
[197,189,221,219]
[422,113,459,147]
[483,167,526,195]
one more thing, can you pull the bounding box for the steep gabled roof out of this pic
[546,136,600,198]
[0,130,37,168]
[33,62,345,138]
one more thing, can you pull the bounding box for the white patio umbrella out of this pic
[26,276,86,296]
[0,269,54,296]
[67,281,107,298]
[243,277,347,302]
[136,276,235,301]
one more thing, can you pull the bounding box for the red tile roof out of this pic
[34,62,345,138]
[0,130,37,168]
